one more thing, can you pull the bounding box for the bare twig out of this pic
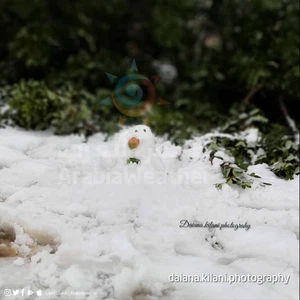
[277,96,299,143]
[241,87,260,109]
[277,96,289,118]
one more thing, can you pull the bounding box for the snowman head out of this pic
[127,125,155,154]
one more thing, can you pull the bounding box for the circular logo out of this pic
[112,74,155,117]
[4,289,12,297]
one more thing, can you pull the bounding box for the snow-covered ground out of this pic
[0,126,299,300]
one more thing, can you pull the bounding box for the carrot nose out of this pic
[128,137,140,149]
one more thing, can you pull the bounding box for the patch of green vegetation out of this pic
[0,80,117,136]
[205,109,299,188]
[127,158,141,165]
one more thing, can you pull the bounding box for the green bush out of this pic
[0,80,64,130]
[0,80,117,136]
[205,108,299,188]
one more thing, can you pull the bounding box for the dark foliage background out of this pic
[0,0,299,141]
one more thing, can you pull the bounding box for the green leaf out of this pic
[249,108,260,116]
[249,172,261,178]
[225,168,232,177]
[227,178,233,185]
[285,154,296,162]
[209,143,219,151]
[214,183,223,190]
[236,141,247,147]
[285,140,293,150]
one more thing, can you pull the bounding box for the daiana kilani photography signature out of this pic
[179,220,251,231]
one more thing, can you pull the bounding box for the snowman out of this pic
[112,125,165,171]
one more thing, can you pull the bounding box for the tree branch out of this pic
[241,87,260,109]
[277,96,299,143]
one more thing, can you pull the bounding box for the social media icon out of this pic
[36,290,42,297]
[4,289,11,297]
[13,290,19,296]
[28,289,34,296]
[20,289,25,296]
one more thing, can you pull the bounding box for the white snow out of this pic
[0,126,299,300]
[286,116,300,146]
